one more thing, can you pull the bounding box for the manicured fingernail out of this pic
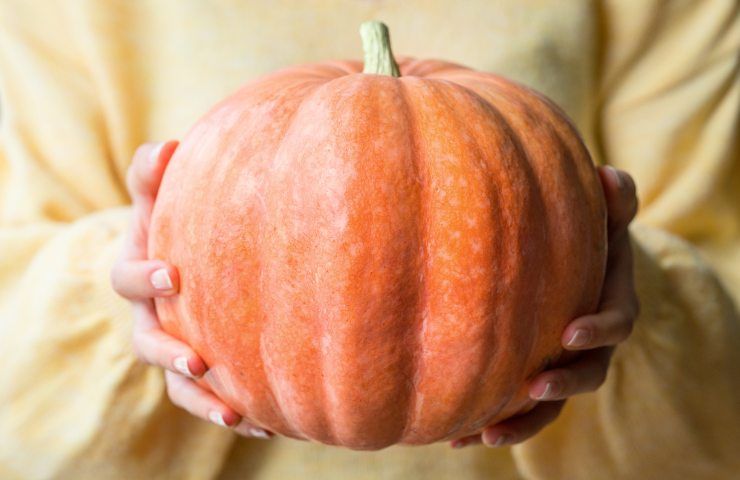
[173,356,193,377]
[150,268,173,290]
[208,411,229,427]
[489,434,511,448]
[567,329,591,347]
[604,166,622,188]
[249,428,271,439]
[148,143,164,165]
[535,382,558,400]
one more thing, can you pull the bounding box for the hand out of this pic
[111,141,272,440]
[452,166,640,449]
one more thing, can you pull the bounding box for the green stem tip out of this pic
[360,21,400,77]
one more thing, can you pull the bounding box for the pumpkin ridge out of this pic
[442,77,554,426]
[508,84,608,310]
[446,73,606,370]
[261,73,427,447]
[430,78,544,432]
[395,77,429,441]
[257,75,340,441]
[459,82,545,348]
[223,75,331,438]
[322,75,424,447]
[419,79,516,433]
[465,74,606,317]
[457,82,557,395]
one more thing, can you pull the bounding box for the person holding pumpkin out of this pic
[0,1,738,479]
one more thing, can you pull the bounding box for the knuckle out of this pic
[133,143,156,168]
[585,324,602,347]
[622,175,639,220]
[564,370,580,393]
[125,164,139,194]
[110,262,125,294]
[552,371,572,396]
[165,376,182,403]
[609,310,634,343]
[629,196,639,221]
[592,354,612,388]
[131,329,151,363]
[603,304,637,345]
[133,144,150,159]
[609,308,628,325]
[620,171,636,196]
[581,367,608,392]
[130,212,148,244]
[128,143,159,194]
[544,402,564,423]
[131,339,147,363]
[620,319,635,342]
[594,369,608,389]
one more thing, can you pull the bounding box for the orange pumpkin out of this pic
[149,21,606,450]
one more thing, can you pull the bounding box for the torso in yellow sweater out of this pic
[0,1,738,479]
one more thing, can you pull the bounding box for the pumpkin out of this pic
[149,21,607,450]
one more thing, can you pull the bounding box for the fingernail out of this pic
[489,434,511,448]
[208,411,229,427]
[150,268,173,290]
[567,329,591,347]
[604,166,622,188]
[173,356,193,377]
[535,382,558,400]
[451,440,466,449]
[249,427,271,439]
[148,143,164,165]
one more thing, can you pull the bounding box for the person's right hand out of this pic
[111,141,272,440]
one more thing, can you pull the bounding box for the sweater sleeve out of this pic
[513,224,740,479]
[0,2,234,479]
[513,1,740,478]
[594,0,740,298]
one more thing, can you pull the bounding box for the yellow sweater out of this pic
[0,1,738,479]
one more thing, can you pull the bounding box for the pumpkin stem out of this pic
[360,21,401,77]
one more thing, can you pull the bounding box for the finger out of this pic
[111,260,179,299]
[120,140,179,260]
[600,232,639,316]
[125,140,179,206]
[450,401,566,449]
[131,302,207,378]
[451,401,565,449]
[563,236,638,351]
[563,308,635,350]
[165,372,273,439]
[481,400,565,447]
[165,371,241,427]
[529,347,613,401]
[598,166,638,239]
[121,205,152,261]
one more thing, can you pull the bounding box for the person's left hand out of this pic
[111,141,273,440]
[451,165,640,449]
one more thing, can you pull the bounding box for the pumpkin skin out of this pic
[149,57,607,450]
